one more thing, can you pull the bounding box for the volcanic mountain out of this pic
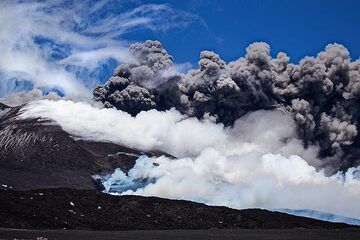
[0,102,358,231]
[0,104,166,191]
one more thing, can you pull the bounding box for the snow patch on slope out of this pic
[276,209,360,226]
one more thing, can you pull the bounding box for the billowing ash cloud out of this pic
[94,40,360,173]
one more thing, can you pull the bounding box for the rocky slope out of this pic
[0,188,355,231]
[0,102,10,110]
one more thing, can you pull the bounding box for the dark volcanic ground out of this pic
[1,228,360,240]
[0,188,356,231]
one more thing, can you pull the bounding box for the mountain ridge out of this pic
[0,104,166,190]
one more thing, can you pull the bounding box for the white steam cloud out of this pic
[19,100,360,219]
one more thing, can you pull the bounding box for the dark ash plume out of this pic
[94,40,360,173]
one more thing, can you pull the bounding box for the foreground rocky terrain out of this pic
[0,188,355,231]
[1,229,360,240]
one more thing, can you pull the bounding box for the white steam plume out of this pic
[19,100,360,219]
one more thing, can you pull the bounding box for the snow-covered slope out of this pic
[276,209,360,226]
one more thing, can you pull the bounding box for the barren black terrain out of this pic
[1,228,360,240]
[0,188,356,231]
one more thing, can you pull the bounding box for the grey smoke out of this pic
[0,89,62,106]
[94,40,360,173]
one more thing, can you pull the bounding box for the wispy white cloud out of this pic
[0,0,200,99]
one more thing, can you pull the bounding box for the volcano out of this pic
[0,102,359,234]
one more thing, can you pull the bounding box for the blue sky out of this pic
[126,0,360,64]
[1,0,360,99]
